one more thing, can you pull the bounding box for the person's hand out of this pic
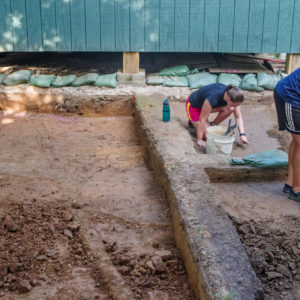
[240,135,248,144]
[197,140,206,149]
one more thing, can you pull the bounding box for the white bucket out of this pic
[206,126,235,155]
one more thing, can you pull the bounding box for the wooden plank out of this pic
[160,0,174,52]
[232,0,250,52]
[145,0,159,51]
[286,54,300,74]
[100,0,115,51]
[218,0,234,52]
[123,52,139,73]
[290,0,300,53]
[261,0,279,53]
[56,0,71,51]
[25,0,42,51]
[174,0,189,52]
[40,0,56,51]
[70,0,86,51]
[130,0,145,51]
[203,0,219,52]
[276,0,294,53]
[115,0,130,51]
[189,0,204,52]
[11,0,28,51]
[85,0,100,51]
[0,0,14,51]
[247,0,265,53]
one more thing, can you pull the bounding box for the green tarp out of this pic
[240,74,263,92]
[163,76,189,87]
[187,72,217,89]
[159,65,190,77]
[29,74,55,88]
[217,73,242,87]
[71,73,98,87]
[3,70,32,86]
[94,73,117,88]
[52,75,77,87]
[230,150,288,168]
[257,71,282,90]
[146,76,164,86]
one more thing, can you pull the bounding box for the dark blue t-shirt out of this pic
[275,68,300,108]
[189,83,227,108]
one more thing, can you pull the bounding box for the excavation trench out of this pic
[0,98,194,299]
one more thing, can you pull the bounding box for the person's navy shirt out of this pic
[189,83,227,109]
[276,68,300,108]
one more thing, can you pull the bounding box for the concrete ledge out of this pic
[134,94,264,300]
[117,69,146,87]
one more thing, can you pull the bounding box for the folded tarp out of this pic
[230,150,288,168]
[52,75,77,87]
[29,74,55,88]
[3,70,32,86]
[217,73,241,87]
[163,76,189,87]
[94,73,117,88]
[240,74,263,92]
[159,65,190,77]
[187,72,217,89]
[71,73,98,87]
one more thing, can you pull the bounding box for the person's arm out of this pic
[196,100,212,147]
[233,105,248,144]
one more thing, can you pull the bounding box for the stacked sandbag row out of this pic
[146,65,283,91]
[0,70,118,88]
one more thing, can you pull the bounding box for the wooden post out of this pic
[123,52,139,74]
[285,54,300,74]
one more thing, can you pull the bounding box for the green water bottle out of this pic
[163,98,170,122]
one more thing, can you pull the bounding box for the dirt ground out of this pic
[0,108,194,299]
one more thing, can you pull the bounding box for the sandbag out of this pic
[29,74,54,88]
[146,76,164,86]
[3,70,32,86]
[217,73,241,87]
[0,74,6,84]
[163,76,189,87]
[190,68,199,75]
[257,71,282,90]
[52,75,77,87]
[187,72,217,89]
[94,73,117,88]
[71,73,98,87]
[240,74,263,92]
[159,65,190,77]
[230,150,288,168]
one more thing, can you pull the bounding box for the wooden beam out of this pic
[123,52,139,74]
[285,54,300,74]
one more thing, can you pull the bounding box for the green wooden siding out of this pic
[0,0,299,53]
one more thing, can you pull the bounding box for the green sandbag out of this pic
[159,65,190,77]
[146,76,164,86]
[187,72,217,89]
[94,73,117,88]
[52,75,77,87]
[0,74,6,84]
[230,150,288,168]
[190,68,199,75]
[240,74,263,92]
[217,73,241,87]
[3,70,32,86]
[163,76,189,87]
[257,71,282,90]
[71,73,98,87]
[29,74,54,88]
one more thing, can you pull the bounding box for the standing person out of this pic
[186,83,248,148]
[274,68,300,202]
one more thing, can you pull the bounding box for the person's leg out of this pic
[286,140,294,187]
[291,133,300,192]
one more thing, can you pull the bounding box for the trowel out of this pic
[223,119,237,136]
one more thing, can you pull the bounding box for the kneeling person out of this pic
[186,83,248,148]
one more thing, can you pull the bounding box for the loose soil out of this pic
[0,108,194,299]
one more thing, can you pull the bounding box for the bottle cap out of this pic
[163,97,169,104]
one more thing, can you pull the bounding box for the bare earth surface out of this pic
[0,110,194,299]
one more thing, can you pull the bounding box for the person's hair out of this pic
[226,84,244,103]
